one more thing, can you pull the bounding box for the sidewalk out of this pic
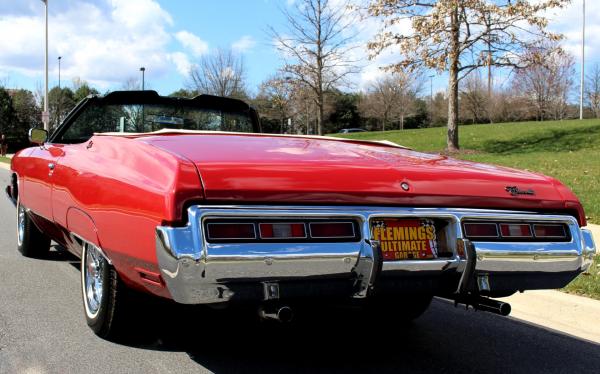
[499,290,600,344]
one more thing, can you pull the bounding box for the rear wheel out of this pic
[81,242,131,340]
[16,199,50,258]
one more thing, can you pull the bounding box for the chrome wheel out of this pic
[17,203,25,246]
[83,243,104,318]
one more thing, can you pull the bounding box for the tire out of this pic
[363,294,433,322]
[81,242,131,340]
[16,199,51,258]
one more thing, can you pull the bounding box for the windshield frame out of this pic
[49,90,261,143]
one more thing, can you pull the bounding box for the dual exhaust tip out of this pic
[258,305,294,323]
[449,295,512,316]
[258,296,510,323]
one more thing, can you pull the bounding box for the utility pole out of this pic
[429,75,434,104]
[140,67,145,90]
[485,11,493,124]
[580,0,586,120]
[41,0,49,131]
[58,56,62,125]
[58,56,61,89]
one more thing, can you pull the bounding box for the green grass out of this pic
[335,119,600,224]
[335,119,600,299]
[0,156,10,164]
[563,255,600,299]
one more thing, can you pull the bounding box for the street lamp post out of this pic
[429,75,434,104]
[57,56,62,125]
[41,0,49,131]
[580,0,586,120]
[58,56,62,89]
[140,67,145,90]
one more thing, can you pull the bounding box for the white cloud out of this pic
[232,35,257,53]
[544,1,599,62]
[0,0,183,89]
[169,52,193,76]
[175,30,209,57]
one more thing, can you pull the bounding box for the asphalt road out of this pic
[0,167,599,374]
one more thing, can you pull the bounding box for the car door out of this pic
[20,144,65,221]
[49,142,90,229]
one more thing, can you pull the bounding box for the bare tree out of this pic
[460,72,488,124]
[586,63,600,118]
[188,48,247,99]
[121,77,142,91]
[257,74,295,133]
[512,44,574,121]
[270,0,359,135]
[359,70,422,130]
[488,86,529,123]
[365,0,569,151]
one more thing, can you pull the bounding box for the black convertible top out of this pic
[50,90,261,141]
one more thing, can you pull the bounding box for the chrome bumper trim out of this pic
[156,205,596,304]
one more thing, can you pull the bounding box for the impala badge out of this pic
[505,186,535,196]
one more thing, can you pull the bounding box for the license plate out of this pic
[371,218,438,261]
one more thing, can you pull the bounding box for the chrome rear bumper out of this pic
[156,206,596,304]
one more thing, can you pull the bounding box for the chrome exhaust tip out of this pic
[259,305,294,323]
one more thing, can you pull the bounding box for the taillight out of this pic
[203,219,360,242]
[259,223,306,239]
[463,221,569,241]
[533,224,567,239]
[206,223,256,240]
[309,222,355,238]
[463,223,499,238]
[499,223,532,238]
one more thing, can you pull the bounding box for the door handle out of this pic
[48,163,55,170]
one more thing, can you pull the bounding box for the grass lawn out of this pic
[0,156,10,164]
[336,119,600,299]
[563,255,600,299]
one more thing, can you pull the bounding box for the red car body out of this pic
[6,91,596,338]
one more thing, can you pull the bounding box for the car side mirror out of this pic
[29,128,48,145]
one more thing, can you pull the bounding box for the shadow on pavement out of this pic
[117,297,600,373]
[44,246,600,373]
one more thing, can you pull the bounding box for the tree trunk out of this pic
[383,112,388,131]
[316,0,324,135]
[317,100,324,135]
[446,6,460,152]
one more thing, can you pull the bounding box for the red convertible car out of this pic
[6,91,596,339]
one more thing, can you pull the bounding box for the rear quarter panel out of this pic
[50,136,203,296]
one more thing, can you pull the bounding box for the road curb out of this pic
[499,290,600,344]
[586,223,599,244]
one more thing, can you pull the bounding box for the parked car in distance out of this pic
[6,90,596,340]
[338,128,367,133]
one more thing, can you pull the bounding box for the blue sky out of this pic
[0,0,596,98]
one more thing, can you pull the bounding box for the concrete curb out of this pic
[499,290,600,344]
[586,223,599,244]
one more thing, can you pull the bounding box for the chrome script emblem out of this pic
[505,186,535,196]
